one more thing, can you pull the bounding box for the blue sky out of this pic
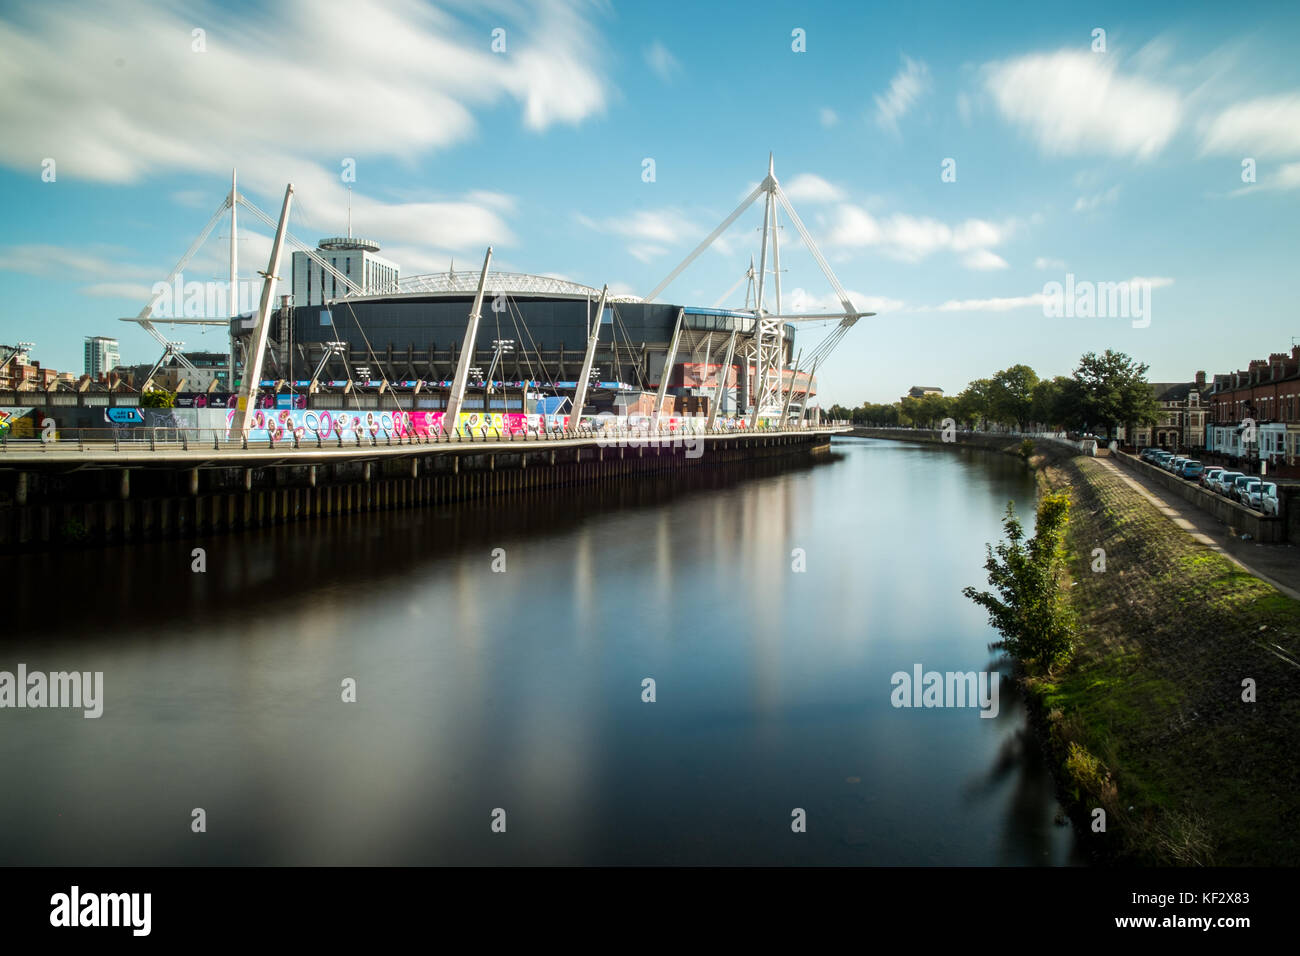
[2,0,1299,405]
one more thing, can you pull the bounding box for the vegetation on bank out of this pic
[827,349,1161,436]
[964,491,1077,669]
[1016,450,1300,864]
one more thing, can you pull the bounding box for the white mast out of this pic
[235,183,294,434]
[228,168,237,386]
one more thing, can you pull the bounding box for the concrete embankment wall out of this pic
[845,427,1088,461]
[0,433,830,550]
[1110,450,1288,543]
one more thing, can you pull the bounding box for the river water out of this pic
[2,437,1083,865]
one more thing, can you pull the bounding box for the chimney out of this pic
[1195,370,1206,388]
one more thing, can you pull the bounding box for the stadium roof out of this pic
[394,271,644,303]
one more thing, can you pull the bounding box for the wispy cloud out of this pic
[962,249,1009,271]
[933,293,1048,313]
[983,50,1181,159]
[783,173,845,203]
[1230,160,1300,195]
[1200,93,1300,157]
[1073,185,1121,212]
[787,287,903,315]
[926,275,1175,313]
[874,56,930,134]
[643,40,680,83]
[0,0,595,269]
[819,107,839,128]
[0,244,158,280]
[825,205,1019,269]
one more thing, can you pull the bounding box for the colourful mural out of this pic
[0,408,36,439]
[220,408,580,441]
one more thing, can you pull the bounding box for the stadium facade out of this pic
[231,257,814,420]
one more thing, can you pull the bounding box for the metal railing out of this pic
[1,419,836,455]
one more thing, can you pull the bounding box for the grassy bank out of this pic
[1029,452,1300,865]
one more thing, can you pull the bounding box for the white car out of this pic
[1255,482,1280,515]
[1240,478,1263,507]
[1213,471,1244,495]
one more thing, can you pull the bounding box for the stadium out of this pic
[236,258,811,422]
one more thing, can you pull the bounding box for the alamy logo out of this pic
[0,665,103,718]
[50,886,151,936]
[890,664,999,718]
[1040,273,1158,328]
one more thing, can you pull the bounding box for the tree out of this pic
[1070,350,1159,437]
[962,491,1077,670]
[898,395,923,427]
[1030,376,1071,431]
[917,392,951,428]
[987,364,1039,431]
[953,379,993,429]
[141,389,176,408]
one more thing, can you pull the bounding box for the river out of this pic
[1,437,1084,865]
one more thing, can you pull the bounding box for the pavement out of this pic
[1095,456,1300,600]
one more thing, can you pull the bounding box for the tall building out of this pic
[84,336,120,377]
[291,237,399,306]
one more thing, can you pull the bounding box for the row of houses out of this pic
[1130,345,1300,473]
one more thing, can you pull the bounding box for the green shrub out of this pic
[963,490,1077,669]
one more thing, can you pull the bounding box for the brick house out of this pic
[1206,347,1300,473]
[1129,372,1207,451]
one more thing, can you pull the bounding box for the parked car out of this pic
[1239,478,1263,506]
[1230,474,1257,503]
[1168,456,1189,473]
[1261,482,1281,516]
[1178,460,1204,480]
[1244,480,1277,512]
[1213,470,1244,495]
[1200,466,1225,488]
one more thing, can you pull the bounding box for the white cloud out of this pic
[874,56,930,134]
[962,249,1009,270]
[579,209,699,246]
[1128,275,1175,289]
[577,207,716,262]
[982,50,1181,159]
[1201,93,1300,157]
[80,282,158,300]
[933,293,1048,312]
[0,244,158,280]
[825,205,1018,269]
[1231,160,1300,196]
[1034,257,1066,270]
[644,41,680,83]
[0,0,601,266]
[928,274,1174,313]
[819,107,839,128]
[1073,185,1122,212]
[628,244,667,263]
[783,173,845,203]
[787,288,903,315]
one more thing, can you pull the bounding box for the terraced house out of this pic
[1206,347,1300,471]
[1129,372,1207,451]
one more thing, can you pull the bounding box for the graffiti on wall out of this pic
[0,408,33,438]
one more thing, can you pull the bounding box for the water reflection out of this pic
[2,440,1084,865]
